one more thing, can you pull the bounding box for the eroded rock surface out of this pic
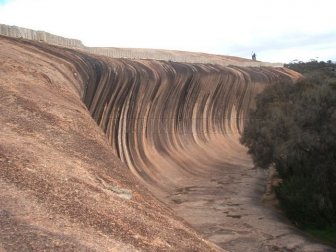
[0,33,334,252]
[0,36,221,252]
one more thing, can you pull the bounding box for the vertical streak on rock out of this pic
[81,57,294,192]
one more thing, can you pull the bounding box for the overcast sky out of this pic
[0,0,335,63]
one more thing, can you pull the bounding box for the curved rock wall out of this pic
[81,57,294,191]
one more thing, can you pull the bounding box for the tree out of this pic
[241,72,336,229]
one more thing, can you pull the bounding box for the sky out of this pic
[0,0,335,63]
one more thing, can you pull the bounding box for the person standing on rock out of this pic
[252,52,256,61]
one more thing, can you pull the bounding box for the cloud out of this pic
[0,0,335,62]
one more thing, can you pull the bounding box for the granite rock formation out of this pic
[0,29,334,252]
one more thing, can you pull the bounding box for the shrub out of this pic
[241,73,336,229]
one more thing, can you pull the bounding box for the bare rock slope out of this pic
[0,30,334,252]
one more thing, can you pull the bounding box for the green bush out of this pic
[241,69,336,230]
